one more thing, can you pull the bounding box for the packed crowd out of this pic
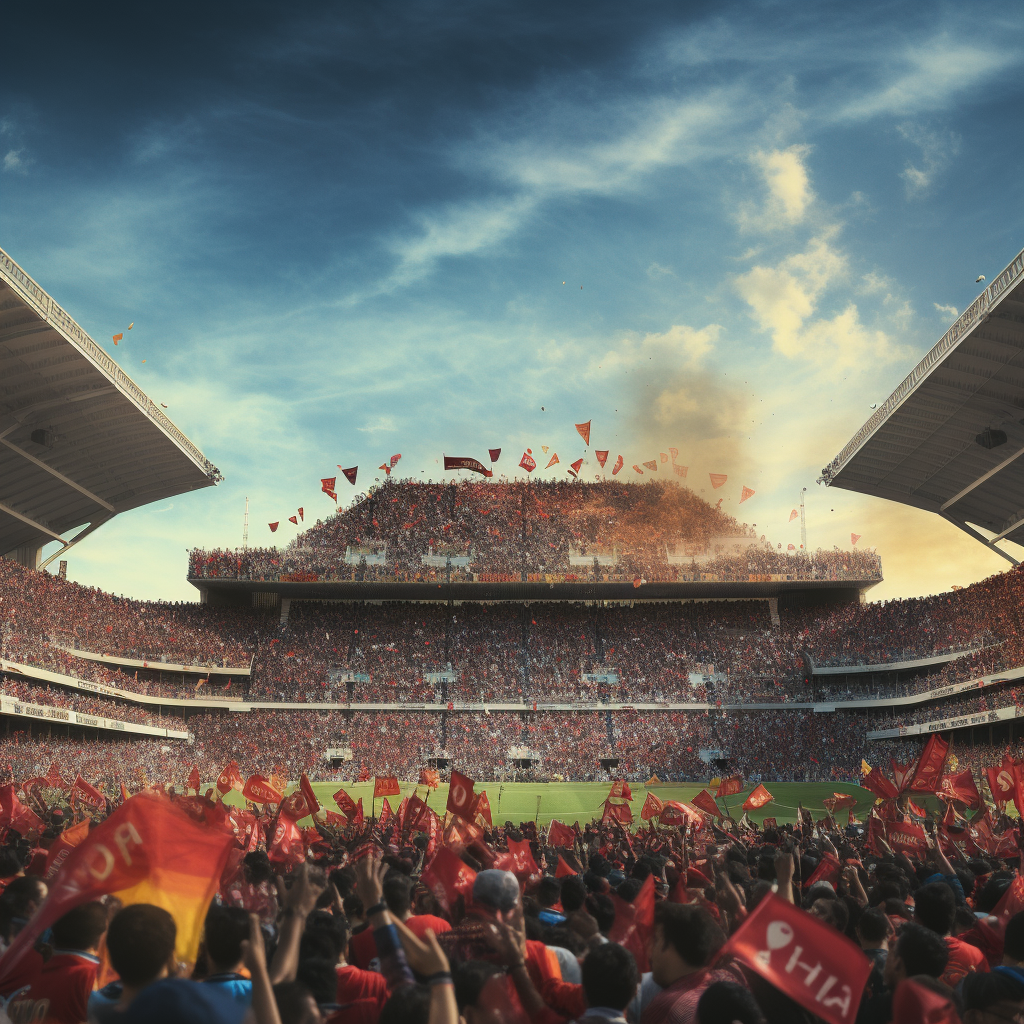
[0,762,1020,1023]
[0,679,176,729]
[188,479,883,584]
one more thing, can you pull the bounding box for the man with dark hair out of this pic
[576,942,638,1023]
[884,922,950,988]
[202,904,253,1005]
[641,903,743,1024]
[348,870,450,970]
[1003,912,1024,966]
[914,881,989,987]
[322,909,388,1012]
[7,901,107,1024]
[452,960,504,1024]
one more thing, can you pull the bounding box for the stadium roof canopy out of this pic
[0,246,221,567]
[821,247,1024,565]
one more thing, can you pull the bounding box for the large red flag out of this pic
[716,775,743,798]
[830,792,858,813]
[742,784,773,811]
[473,791,492,828]
[422,848,476,915]
[241,774,283,805]
[608,779,633,802]
[658,801,703,829]
[803,852,841,891]
[373,776,400,798]
[43,818,90,880]
[446,770,476,820]
[602,800,633,825]
[575,421,591,445]
[891,760,916,794]
[939,769,981,808]
[860,768,898,801]
[70,776,105,809]
[691,788,722,818]
[216,761,244,795]
[351,799,364,831]
[987,760,1015,809]
[892,979,960,1024]
[555,855,577,878]
[333,786,359,819]
[340,467,358,486]
[609,875,655,973]
[887,821,929,856]
[298,773,320,815]
[1012,763,1024,819]
[0,785,44,839]
[548,820,575,848]
[402,794,431,833]
[503,837,539,881]
[640,792,665,821]
[717,894,871,1024]
[268,815,305,869]
[907,734,949,793]
[0,793,233,983]
[378,798,393,829]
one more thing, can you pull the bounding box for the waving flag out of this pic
[321,477,336,492]
[447,770,476,820]
[660,453,668,463]
[719,894,872,1024]
[519,451,537,472]
[908,734,949,793]
[288,515,298,525]
[612,455,623,475]
[216,762,244,795]
[71,776,104,809]
[112,333,123,343]
[545,453,559,468]
[633,464,643,474]
[390,453,402,466]
[186,765,201,793]
[0,793,234,981]
[444,456,493,478]
[488,448,501,462]
[297,507,304,521]
[939,769,981,808]
[242,775,283,805]
[709,473,728,489]
[790,509,799,521]
[643,460,658,471]
[673,465,687,478]
[740,486,755,503]
[595,450,609,467]
[891,760,916,793]
[333,786,359,819]
[716,775,743,798]
[45,763,69,791]
[422,848,476,915]
[340,467,358,485]
[570,458,583,474]
[548,820,575,848]
[861,767,898,801]
[268,522,279,533]
[691,788,722,818]
[575,421,591,445]
[374,776,400,798]
[851,533,861,545]
[379,463,392,476]
[742,783,773,810]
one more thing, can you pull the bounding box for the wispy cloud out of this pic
[737,144,815,231]
[897,122,960,196]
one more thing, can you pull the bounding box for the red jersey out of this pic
[336,964,388,1010]
[942,935,989,988]
[7,950,100,1024]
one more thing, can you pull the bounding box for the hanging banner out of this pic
[443,456,493,478]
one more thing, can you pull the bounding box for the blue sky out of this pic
[2,0,1022,602]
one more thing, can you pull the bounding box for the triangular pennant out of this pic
[575,421,591,445]
[740,486,755,503]
[709,473,728,489]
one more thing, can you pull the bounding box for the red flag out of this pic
[187,765,201,793]
[640,792,665,821]
[691,789,722,818]
[739,485,755,503]
[0,785,44,838]
[488,448,501,462]
[988,760,1015,809]
[575,421,591,445]
[378,798,393,829]
[216,762,243,796]
[939,769,981,808]
[602,800,633,824]
[333,786,358,818]
[709,473,728,489]
[351,799,364,830]
[803,851,841,890]
[241,775,283,805]
[443,456,493,478]
[519,451,536,472]
[390,453,401,467]
[570,458,583,474]
[673,464,688,478]
[504,836,539,880]
[71,776,104,809]
[373,776,400,798]
[609,875,655,973]
[321,476,337,492]
[612,455,623,475]
[43,818,90,880]
[0,793,233,982]
[548,820,575,848]
[555,855,577,878]
[891,979,959,1024]
[268,815,305,868]
[279,787,313,822]
[891,760,916,794]
[299,773,320,815]
[717,893,871,1024]
[609,779,633,802]
[422,848,477,914]
[447,770,476,820]
[297,507,304,520]
[789,509,799,521]
[289,515,298,525]
[887,821,929,855]
[595,450,609,467]
[473,791,492,828]
[658,801,703,829]
[340,467,358,486]
[830,792,858,812]
[268,522,279,532]
[908,735,949,792]
[544,453,559,468]
[418,769,440,789]
[861,768,898,801]
[742,784,773,811]
[324,810,347,829]
[716,775,743,798]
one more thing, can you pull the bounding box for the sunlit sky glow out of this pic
[2,1,1022,602]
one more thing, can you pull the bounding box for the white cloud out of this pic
[840,37,1017,120]
[3,149,25,173]
[934,302,958,319]
[357,415,398,434]
[896,122,960,197]
[734,231,900,369]
[738,145,815,231]
[646,262,674,278]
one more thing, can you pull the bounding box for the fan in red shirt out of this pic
[332,916,389,1011]
[346,873,450,972]
[913,881,989,988]
[6,902,107,1024]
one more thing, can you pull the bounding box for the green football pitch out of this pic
[220,780,887,829]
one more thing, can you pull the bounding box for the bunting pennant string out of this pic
[575,421,591,445]
[595,450,609,467]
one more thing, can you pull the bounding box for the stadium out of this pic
[4,241,1024,1018]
